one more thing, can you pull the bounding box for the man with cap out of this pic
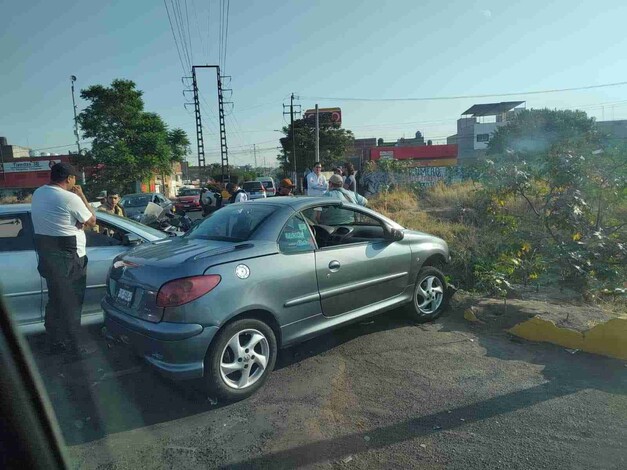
[98,191,125,217]
[277,178,296,196]
[320,173,368,225]
[31,162,97,358]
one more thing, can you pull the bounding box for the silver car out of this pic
[103,197,450,401]
[0,204,168,333]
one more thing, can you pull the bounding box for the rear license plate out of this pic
[117,287,133,306]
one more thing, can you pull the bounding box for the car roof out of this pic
[249,196,342,210]
[0,203,166,240]
[0,203,31,214]
[122,193,157,197]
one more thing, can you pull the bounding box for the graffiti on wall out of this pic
[360,166,465,196]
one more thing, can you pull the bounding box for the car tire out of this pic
[405,266,448,323]
[204,318,277,402]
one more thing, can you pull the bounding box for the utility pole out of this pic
[315,104,320,163]
[70,75,85,184]
[283,93,301,185]
[185,65,232,185]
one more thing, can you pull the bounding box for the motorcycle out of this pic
[140,202,192,235]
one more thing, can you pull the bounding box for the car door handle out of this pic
[328,260,341,272]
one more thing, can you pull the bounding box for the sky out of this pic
[3,0,627,167]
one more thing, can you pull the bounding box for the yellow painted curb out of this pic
[508,316,627,360]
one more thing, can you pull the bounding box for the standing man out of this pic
[98,191,125,217]
[227,180,248,203]
[31,162,97,358]
[306,162,328,196]
[277,178,296,196]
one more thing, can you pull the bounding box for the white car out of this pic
[255,177,276,197]
[0,204,168,333]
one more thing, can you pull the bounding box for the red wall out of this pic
[370,144,458,161]
[0,156,71,189]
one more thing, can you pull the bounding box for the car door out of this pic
[312,206,412,317]
[0,211,42,325]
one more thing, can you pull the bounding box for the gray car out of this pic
[120,192,174,221]
[103,197,450,401]
[0,204,168,333]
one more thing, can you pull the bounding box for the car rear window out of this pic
[178,189,201,196]
[186,204,276,242]
[121,195,152,207]
[258,180,274,188]
[243,182,264,192]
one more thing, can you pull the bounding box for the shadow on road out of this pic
[221,305,627,469]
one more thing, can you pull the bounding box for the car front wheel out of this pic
[204,318,277,401]
[406,266,448,322]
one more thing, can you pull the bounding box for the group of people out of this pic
[305,161,367,207]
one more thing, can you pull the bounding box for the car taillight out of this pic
[156,275,221,308]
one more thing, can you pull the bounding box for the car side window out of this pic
[278,214,316,254]
[86,220,126,247]
[0,214,34,252]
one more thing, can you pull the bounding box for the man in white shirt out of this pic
[227,181,249,203]
[306,162,328,197]
[31,162,96,358]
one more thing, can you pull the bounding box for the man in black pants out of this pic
[31,163,97,358]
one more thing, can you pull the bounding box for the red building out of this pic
[0,155,72,194]
[370,144,458,166]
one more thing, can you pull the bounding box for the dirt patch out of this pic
[451,291,614,333]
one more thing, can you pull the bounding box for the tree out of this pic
[480,108,626,291]
[277,116,354,174]
[77,79,189,194]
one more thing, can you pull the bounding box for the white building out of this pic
[448,101,525,160]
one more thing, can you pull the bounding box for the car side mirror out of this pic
[123,233,143,246]
[385,226,404,242]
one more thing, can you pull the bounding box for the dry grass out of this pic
[0,195,32,204]
[421,180,481,209]
[369,189,418,214]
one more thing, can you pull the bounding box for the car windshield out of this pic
[186,204,276,241]
[120,195,151,207]
[259,180,274,188]
[243,182,263,191]
[178,188,201,196]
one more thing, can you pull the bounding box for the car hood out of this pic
[124,206,147,218]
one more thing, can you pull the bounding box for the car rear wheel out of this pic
[204,318,277,401]
[406,266,448,322]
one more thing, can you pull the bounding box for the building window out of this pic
[476,133,490,143]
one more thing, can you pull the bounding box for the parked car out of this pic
[103,197,450,401]
[255,177,276,197]
[120,193,174,221]
[242,181,267,200]
[174,188,202,212]
[0,204,168,333]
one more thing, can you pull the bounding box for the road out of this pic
[26,304,627,469]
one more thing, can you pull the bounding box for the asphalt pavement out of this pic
[25,305,627,469]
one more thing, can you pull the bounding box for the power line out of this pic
[184,0,194,64]
[163,0,187,74]
[223,0,230,73]
[302,80,627,103]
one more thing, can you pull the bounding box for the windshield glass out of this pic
[177,188,201,196]
[120,195,151,208]
[186,204,276,241]
[99,212,168,240]
[243,182,263,191]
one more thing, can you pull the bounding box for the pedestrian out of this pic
[343,162,357,193]
[320,174,368,226]
[31,162,97,358]
[201,185,223,216]
[98,191,125,217]
[227,180,248,203]
[324,174,367,206]
[306,162,328,196]
[277,178,296,196]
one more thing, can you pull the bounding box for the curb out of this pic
[508,316,627,360]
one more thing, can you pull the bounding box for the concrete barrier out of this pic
[509,317,627,360]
